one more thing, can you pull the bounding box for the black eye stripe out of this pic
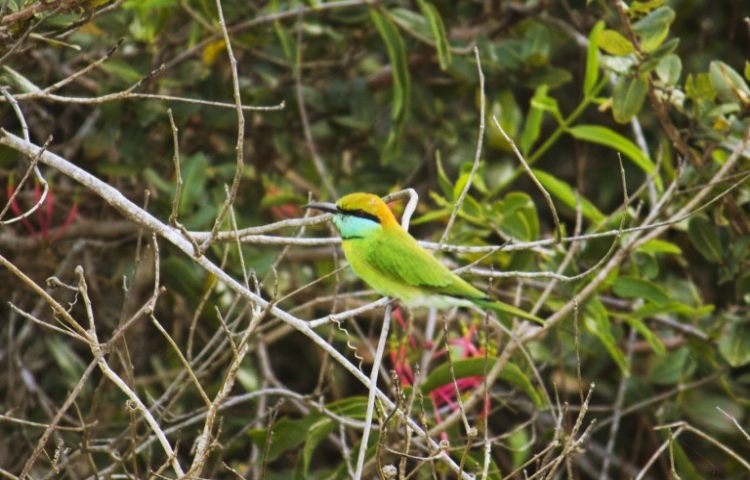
[337,207,380,223]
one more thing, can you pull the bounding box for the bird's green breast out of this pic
[342,235,424,302]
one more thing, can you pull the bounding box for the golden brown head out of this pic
[334,193,398,227]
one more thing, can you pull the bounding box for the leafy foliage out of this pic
[1,0,749,479]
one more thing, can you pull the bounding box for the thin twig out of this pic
[438,46,485,247]
[200,0,247,254]
[19,360,97,478]
[634,426,684,480]
[491,115,562,242]
[600,328,636,480]
[717,406,750,442]
[167,109,182,226]
[354,304,392,479]
[0,88,49,226]
[78,266,185,476]
[653,421,750,473]
[6,91,286,110]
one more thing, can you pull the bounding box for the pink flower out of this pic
[388,316,491,425]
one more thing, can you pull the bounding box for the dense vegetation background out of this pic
[1,0,749,478]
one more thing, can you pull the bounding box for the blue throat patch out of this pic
[332,214,381,240]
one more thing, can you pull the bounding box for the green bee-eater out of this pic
[305,192,542,323]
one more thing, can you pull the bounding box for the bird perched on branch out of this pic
[305,192,542,323]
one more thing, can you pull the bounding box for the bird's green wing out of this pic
[365,231,484,299]
[364,230,544,324]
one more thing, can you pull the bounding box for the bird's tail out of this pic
[472,298,544,325]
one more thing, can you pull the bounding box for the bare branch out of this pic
[438,46,485,247]
[353,304,392,479]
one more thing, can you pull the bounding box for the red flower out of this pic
[5,179,78,240]
[388,313,491,426]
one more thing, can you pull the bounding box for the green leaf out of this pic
[526,65,573,90]
[745,61,750,81]
[143,167,174,193]
[622,315,666,355]
[635,301,714,318]
[687,216,723,263]
[632,6,675,52]
[435,153,453,200]
[630,0,666,14]
[568,125,661,190]
[649,347,693,385]
[486,90,522,151]
[460,451,502,480]
[370,9,409,120]
[98,163,145,177]
[370,8,410,161]
[520,21,552,66]
[498,192,539,241]
[2,66,41,93]
[640,37,680,74]
[719,319,750,367]
[183,202,217,230]
[250,397,367,464]
[250,416,316,462]
[162,257,203,299]
[411,206,449,225]
[179,153,209,214]
[452,171,471,200]
[637,239,682,255]
[656,53,682,86]
[531,169,606,223]
[416,0,451,70]
[328,396,369,418]
[420,358,545,408]
[272,1,295,61]
[46,337,87,388]
[683,391,745,434]
[612,75,648,123]
[584,21,605,96]
[585,298,629,375]
[709,60,750,105]
[509,428,531,469]
[685,72,716,101]
[669,437,704,480]
[124,0,177,10]
[529,87,561,118]
[300,418,335,478]
[612,276,669,305]
[519,85,547,155]
[597,29,635,55]
[101,59,144,83]
[236,362,259,391]
[389,8,432,38]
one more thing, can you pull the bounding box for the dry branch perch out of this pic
[0,129,474,480]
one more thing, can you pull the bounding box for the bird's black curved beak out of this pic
[303,201,338,214]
